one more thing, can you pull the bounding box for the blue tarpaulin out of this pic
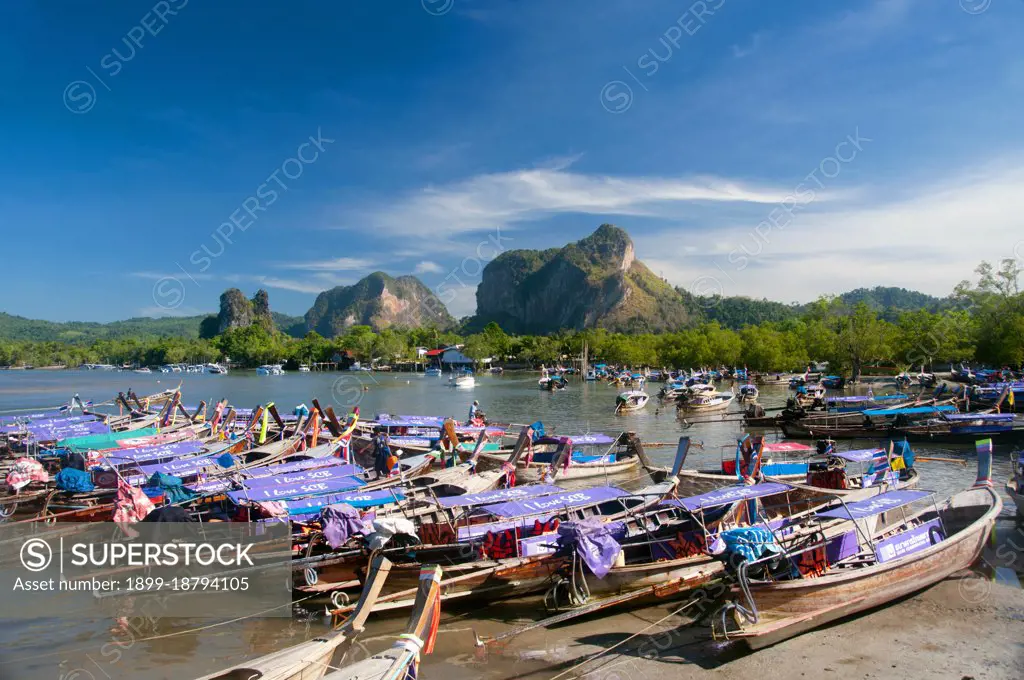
[55,468,94,492]
[718,526,783,564]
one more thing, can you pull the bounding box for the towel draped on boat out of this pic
[318,503,374,548]
[364,517,418,551]
[556,518,626,578]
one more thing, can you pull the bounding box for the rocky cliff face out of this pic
[474,224,697,333]
[217,288,275,333]
[304,272,455,336]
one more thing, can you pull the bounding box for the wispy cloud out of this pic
[445,285,478,318]
[413,260,443,275]
[339,165,828,243]
[256,273,355,294]
[639,156,1024,302]
[276,257,376,272]
[731,33,762,59]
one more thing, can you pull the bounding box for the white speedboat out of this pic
[678,392,735,413]
[450,372,475,388]
[256,364,285,376]
[206,363,228,375]
[298,364,311,373]
[425,367,442,377]
[615,390,650,412]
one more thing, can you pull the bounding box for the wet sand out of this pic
[418,519,1024,680]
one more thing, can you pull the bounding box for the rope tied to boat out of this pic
[396,632,425,655]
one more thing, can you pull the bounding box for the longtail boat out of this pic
[781,405,1023,443]
[710,448,1001,650]
[321,564,442,680]
[328,468,853,619]
[661,437,919,509]
[195,555,394,680]
[476,431,651,482]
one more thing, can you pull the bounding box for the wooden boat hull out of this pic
[584,555,725,599]
[725,487,1001,650]
[782,420,1024,444]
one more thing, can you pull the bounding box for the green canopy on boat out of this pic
[59,428,159,452]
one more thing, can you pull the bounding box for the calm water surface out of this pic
[0,370,1017,680]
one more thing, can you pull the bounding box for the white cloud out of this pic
[413,260,443,275]
[638,158,1024,303]
[257,272,356,294]
[276,257,375,271]
[444,284,478,318]
[731,33,761,59]
[337,166,828,243]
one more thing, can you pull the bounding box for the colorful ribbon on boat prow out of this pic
[974,438,994,487]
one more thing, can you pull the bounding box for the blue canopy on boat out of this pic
[862,405,958,417]
[942,413,1016,422]
[830,448,886,463]
[287,488,403,516]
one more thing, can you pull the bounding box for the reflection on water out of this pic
[0,370,1018,680]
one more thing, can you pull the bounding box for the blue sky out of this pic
[2,0,1023,322]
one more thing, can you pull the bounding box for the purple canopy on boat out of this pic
[667,482,793,512]
[386,436,436,448]
[138,454,224,477]
[479,486,628,518]
[245,457,360,478]
[0,415,98,434]
[817,489,933,520]
[434,484,563,508]
[830,448,886,463]
[0,410,64,423]
[102,441,206,465]
[238,465,363,493]
[32,421,111,441]
[188,479,231,494]
[227,473,366,503]
[375,415,446,427]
